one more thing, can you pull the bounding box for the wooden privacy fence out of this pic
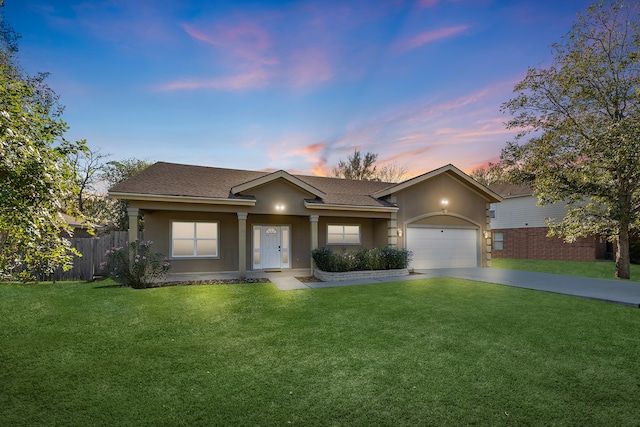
[53,231,128,281]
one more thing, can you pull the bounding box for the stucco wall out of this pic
[144,210,239,273]
[391,172,491,266]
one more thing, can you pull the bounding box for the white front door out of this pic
[253,226,290,270]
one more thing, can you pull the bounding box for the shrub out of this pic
[101,240,170,288]
[311,247,411,272]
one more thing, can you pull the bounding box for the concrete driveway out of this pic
[270,268,640,307]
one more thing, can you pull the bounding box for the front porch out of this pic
[161,268,312,283]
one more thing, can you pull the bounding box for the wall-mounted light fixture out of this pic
[441,198,449,214]
[483,230,491,239]
[275,204,285,212]
[397,228,403,237]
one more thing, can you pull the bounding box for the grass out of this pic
[492,258,640,281]
[2,279,640,426]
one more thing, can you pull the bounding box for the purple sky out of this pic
[6,0,594,177]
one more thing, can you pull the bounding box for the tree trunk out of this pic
[615,222,631,280]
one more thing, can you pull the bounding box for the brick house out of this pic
[488,184,611,261]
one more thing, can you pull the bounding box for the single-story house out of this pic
[488,183,611,261]
[108,162,502,278]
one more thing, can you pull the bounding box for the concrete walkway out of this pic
[270,268,640,307]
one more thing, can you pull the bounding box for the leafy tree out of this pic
[333,150,408,182]
[102,158,153,230]
[0,68,84,280]
[0,3,84,280]
[500,0,640,279]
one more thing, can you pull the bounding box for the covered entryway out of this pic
[406,227,478,269]
[252,225,291,270]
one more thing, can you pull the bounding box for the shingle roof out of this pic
[109,162,397,207]
[488,183,533,198]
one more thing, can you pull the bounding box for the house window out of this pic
[172,221,218,258]
[489,203,496,219]
[327,224,361,245]
[493,232,504,250]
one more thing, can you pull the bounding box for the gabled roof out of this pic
[108,162,396,209]
[231,170,326,198]
[108,161,500,209]
[372,164,503,202]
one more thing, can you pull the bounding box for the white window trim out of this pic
[493,231,504,251]
[171,221,219,259]
[327,224,361,245]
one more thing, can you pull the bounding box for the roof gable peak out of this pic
[231,169,326,198]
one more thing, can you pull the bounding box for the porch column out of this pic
[310,215,319,275]
[387,196,398,248]
[238,212,248,279]
[485,203,492,268]
[127,207,139,243]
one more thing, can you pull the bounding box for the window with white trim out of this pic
[327,224,361,244]
[172,221,218,257]
[493,231,504,250]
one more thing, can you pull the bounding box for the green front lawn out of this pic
[492,258,640,281]
[2,279,640,426]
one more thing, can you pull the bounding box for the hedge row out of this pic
[311,247,412,272]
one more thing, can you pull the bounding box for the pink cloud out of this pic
[158,70,270,91]
[182,21,278,66]
[288,48,335,88]
[289,142,327,156]
[394,25,469,53]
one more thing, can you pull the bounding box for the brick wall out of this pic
[492,227,606,261]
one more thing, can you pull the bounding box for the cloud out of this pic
[418,0,441,7]
[394,25,469,53]
[182,21,277,66]
[302,81,519,176]
[158,70,271,91]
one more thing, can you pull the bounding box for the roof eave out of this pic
[304,201,398,213]
[108,192,257,206]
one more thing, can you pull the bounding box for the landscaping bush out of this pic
[311,247,411,272]
[101,240,170,288]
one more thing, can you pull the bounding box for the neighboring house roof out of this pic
[488,183,533,198]
[109,161,501,208]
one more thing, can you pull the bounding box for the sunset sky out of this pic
[6,0,594,177]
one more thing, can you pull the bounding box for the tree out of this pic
[469,162,507,186]
[376,161,409,183]
[0,3,84,280]
[67,144,114,223]
[500,0,640,279]
[333,150,408,182]
[102,158,153,230]
[0,68,84,280]
[333,150,378,180]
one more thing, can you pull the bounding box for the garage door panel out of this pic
[407,228,478,269]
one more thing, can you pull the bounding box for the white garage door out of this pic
[406,228,478,269]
